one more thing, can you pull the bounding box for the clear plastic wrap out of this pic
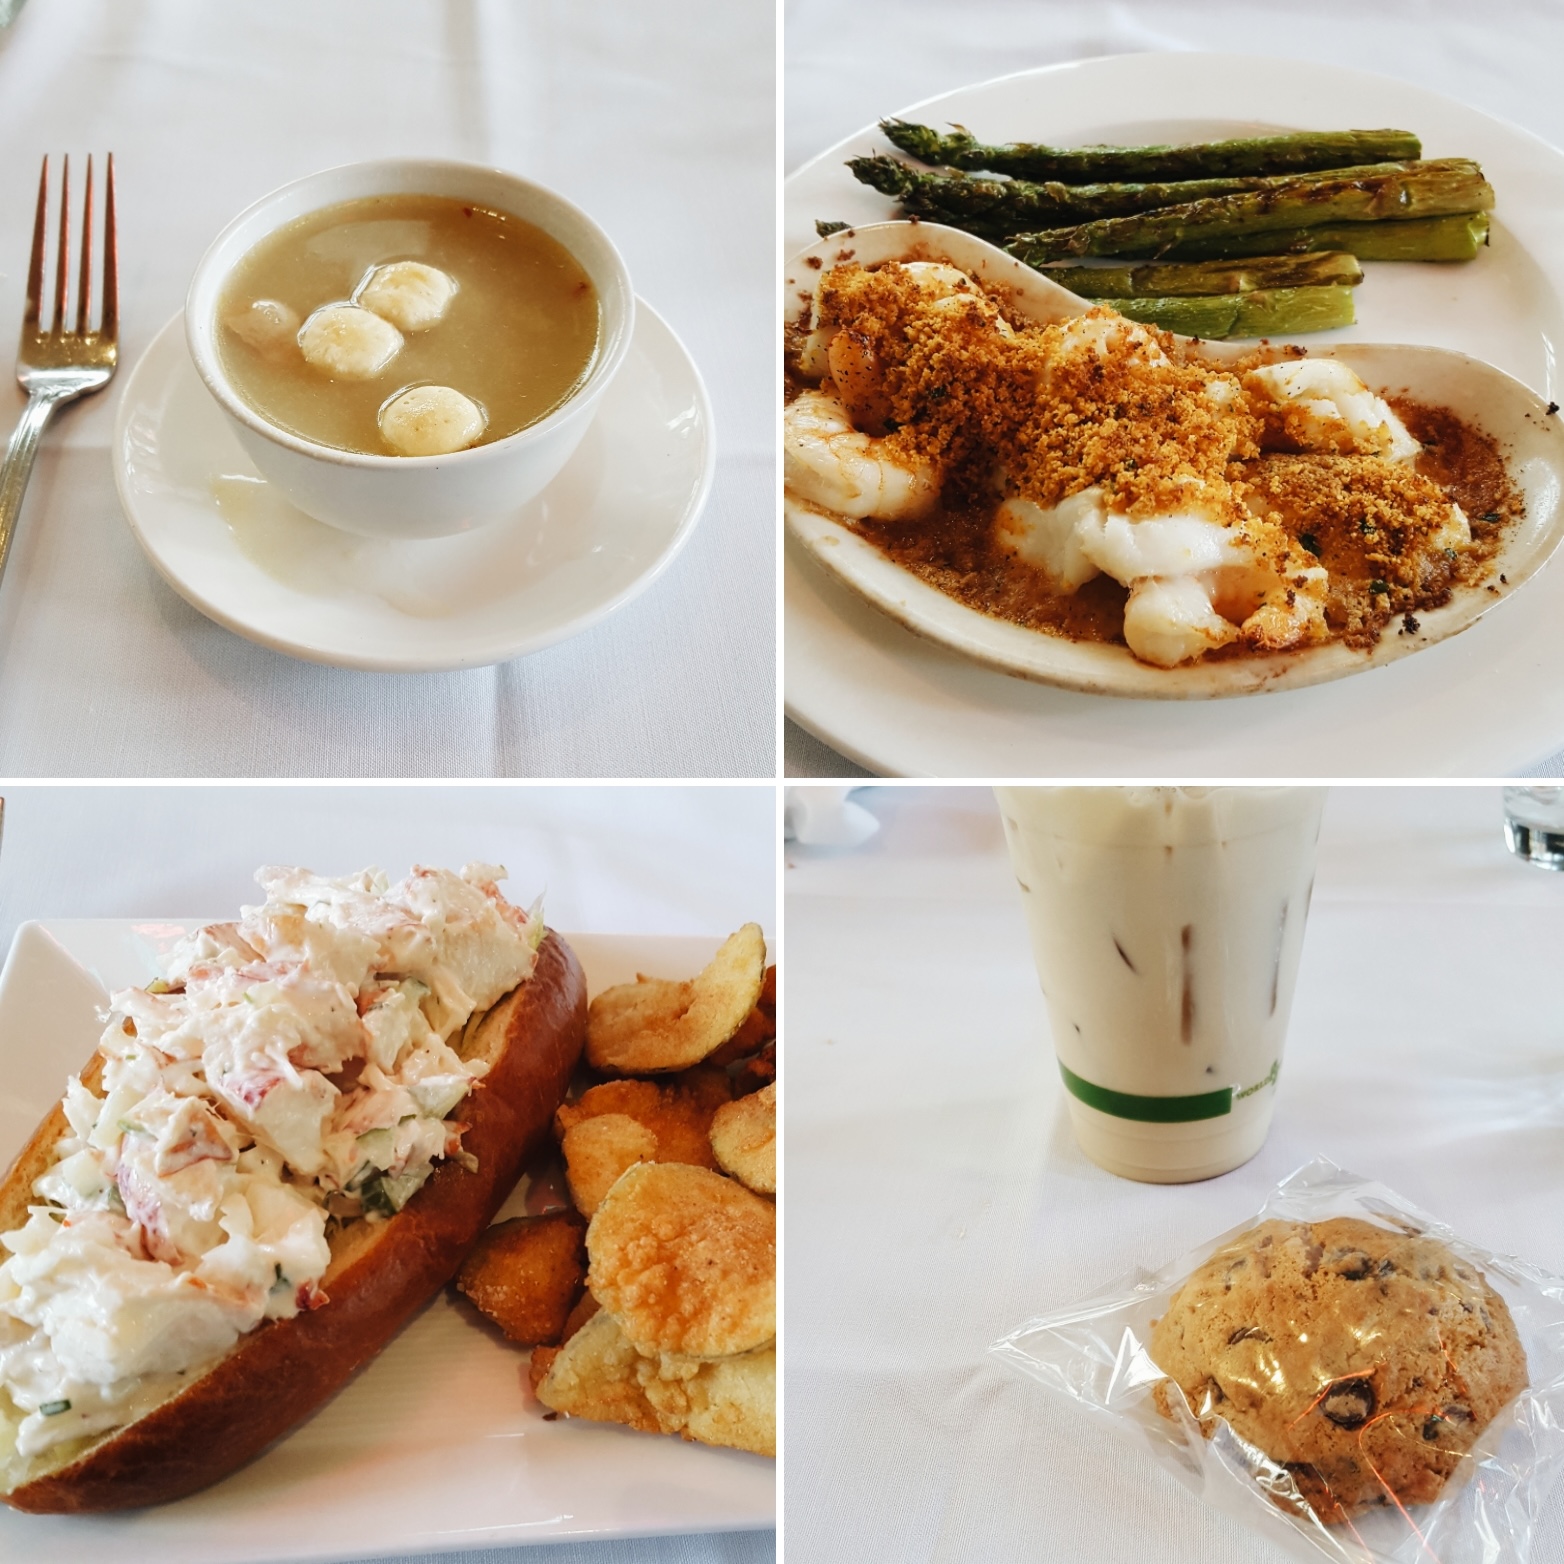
[991,1159,1564,1563]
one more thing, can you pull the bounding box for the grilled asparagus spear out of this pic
[850,155,1447,234]
[1088,285,1356,338]
[880,121,1422,181]
[1004,161,1493,261]
[1045,253,1363,298]
[1140,212,1490,263]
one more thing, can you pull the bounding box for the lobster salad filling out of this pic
[0,863,544,1466]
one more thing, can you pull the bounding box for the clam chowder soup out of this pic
[217,195,600,457]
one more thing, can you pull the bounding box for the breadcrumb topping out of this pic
[1241,455,1459,647]
[815,264,1261,522]
[794,260,1520,655]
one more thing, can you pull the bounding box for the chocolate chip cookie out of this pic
[1149,1217,1528,1523]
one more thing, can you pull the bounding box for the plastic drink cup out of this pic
[994,786,1327,1183]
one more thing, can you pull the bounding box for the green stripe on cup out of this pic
[1058,1061,1233,1122]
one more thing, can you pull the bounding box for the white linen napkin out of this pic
[784,786,880,847]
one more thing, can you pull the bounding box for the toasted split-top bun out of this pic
[0,932,586,1514]
[586,925,767,1074]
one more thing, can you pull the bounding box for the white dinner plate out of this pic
[113,304,714,672]
[0,921,774,1564]
[784,53,1564,775]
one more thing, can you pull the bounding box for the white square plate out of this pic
[0,921,775,1562]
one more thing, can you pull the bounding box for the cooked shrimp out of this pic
[797,261,988,379]
[1013,497,1329,666]
[1118,546,1328,667]
[1238,579,1329,651]
[1210,553,1329,653]
[1122,576,1239,667]
[1430,501,1471,553]
[1120,561,1326,667]
[993,493,1103,591]
[1050,309,1169,369]
[827,330,894,436]
[1246,359,1420,462]
[784,389,939,522]
[1085,507,1245,668]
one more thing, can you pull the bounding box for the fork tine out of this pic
[76,154,94,334]
[23,155,47,329]
[51,153,69,333]
[101,153,118,339]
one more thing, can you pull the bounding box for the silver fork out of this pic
[0,154,118,593]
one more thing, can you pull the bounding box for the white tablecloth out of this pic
[0,0,773,778]
[0,782,777,1563]
[785,784,1564,1562]
[783,0,1564,778]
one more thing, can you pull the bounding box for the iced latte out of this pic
[995,787,1326,1182]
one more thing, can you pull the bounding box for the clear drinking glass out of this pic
[1503,786,1564,869]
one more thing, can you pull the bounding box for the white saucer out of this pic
[113,303,713,672]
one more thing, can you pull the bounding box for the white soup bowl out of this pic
[186,158,634,540]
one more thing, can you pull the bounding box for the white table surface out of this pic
[785,783,1564,1562]
[0,781,777,1564]
[0,0,774,778]
[782,0,1564,779]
